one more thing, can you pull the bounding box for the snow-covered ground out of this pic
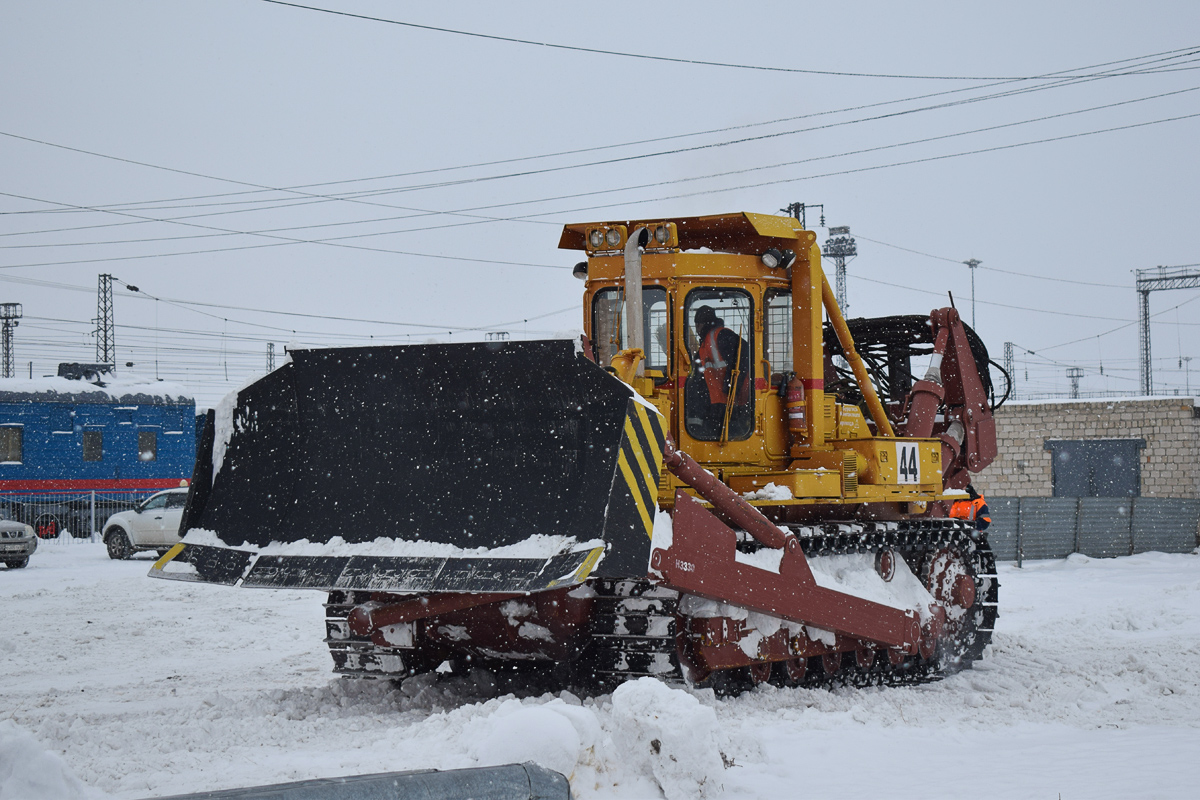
[2,538,1198,799]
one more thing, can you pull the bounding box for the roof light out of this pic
[605,229,622,247]
[761,248,797,269]
[654,225,670,244]
[588,229,604,249]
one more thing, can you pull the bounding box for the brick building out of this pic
[973,397,1199,499]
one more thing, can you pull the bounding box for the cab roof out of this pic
[559,212,809,254]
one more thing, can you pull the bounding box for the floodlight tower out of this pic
[1066,366,1084,399]
[96,273,115,366]
[823,226,857,313]
[0,303,22,379]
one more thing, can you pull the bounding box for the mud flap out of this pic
[161,340,666,591]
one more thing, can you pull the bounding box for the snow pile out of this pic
[468,697,601,780]
[609,679,726,800]
[0,721,102,800]
[740,482,793,501]
[5,542,1200,798]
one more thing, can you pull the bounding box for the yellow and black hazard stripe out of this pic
[615,399,667,538]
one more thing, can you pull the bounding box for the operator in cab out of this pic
[950,484,991,531]
[691,305,751,436]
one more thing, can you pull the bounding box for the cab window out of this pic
[765,290,793,384]
[591,287,669,375]
[683,289,754,441]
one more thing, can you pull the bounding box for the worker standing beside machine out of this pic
[951,485,992,531]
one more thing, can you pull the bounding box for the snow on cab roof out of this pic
[0,375,194,405]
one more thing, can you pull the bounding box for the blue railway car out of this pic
[0,377,197,537]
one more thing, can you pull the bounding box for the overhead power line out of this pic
[9,44,1200,227]
[853,234,1131,289]
[5,108,1199,275]
[109,277,581,337]
[849,272,1200,325]
[10,85,1196,254]
[4,42,1193,234]
[258,2,1199,81]
[1035,292,1200,354]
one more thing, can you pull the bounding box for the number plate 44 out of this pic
[895,442,921,484]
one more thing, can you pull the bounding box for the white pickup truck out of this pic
[103,488,189,560]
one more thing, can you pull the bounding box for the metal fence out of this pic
[986,496,1200,563]
[0,491,157,539]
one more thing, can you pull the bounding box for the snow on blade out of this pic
[182,528,602,560]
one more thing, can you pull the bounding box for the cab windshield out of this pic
[683,289,754,441]
[591,287,669,374]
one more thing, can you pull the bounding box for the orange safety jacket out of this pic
[697,327,748,405]
[950,496,991,530]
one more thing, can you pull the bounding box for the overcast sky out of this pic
[2,0,1198,406]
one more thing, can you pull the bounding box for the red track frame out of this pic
[651,493,922,653]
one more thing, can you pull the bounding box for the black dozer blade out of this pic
[151,340,667,594]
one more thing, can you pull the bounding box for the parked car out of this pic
[0,519,37,569]
[102,488,189,560]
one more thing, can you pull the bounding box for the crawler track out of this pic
[323,519,998,694]
[584,580,682,690]
[324,590,422,680]
[592,518,998,694]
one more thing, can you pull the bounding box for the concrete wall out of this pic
[973,397,1199,499]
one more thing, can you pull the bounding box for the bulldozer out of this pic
[151,211,1002,693]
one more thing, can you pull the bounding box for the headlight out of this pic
[605,229,622,247]
[654,225,670,244]
[760,248,796,269]
[588,229,604,249]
